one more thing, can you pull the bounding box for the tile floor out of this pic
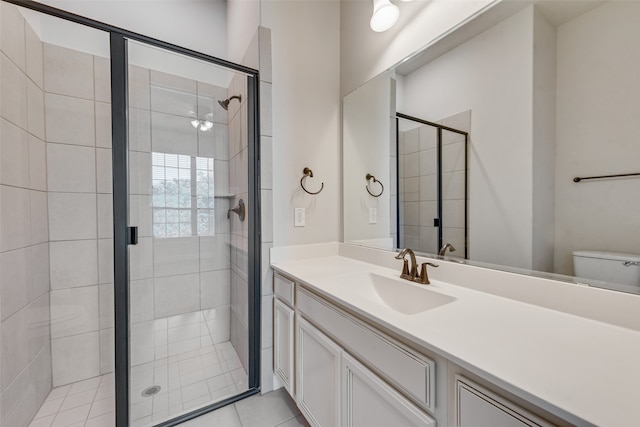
[28,379,306,427]
[180,388,309,427]
[130,341,247,425]
[28,374,115,427]
[29,309,249,427]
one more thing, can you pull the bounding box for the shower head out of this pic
[218,95,242,111]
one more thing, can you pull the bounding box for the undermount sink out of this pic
[347,272,456,315]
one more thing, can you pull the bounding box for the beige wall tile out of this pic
[98,238,114,285]
[128,65,150,110]
[51,286,99,338]
[97,194,113,239]
[46,143,96,193]
[0,247,29,321]
[25,21,44,89]
[200,269,231,309]
[154,273,199,318]
[0,308,28,390]
[129,107,151,152]
[96,148,112,194]
[94,56,110,103]
[28,134,47,191]
[45,93,95,146]
[27,78,45,139]
[95,101,112,148]
[29,190,48,245]
[52,331,100,387]
[0,185,31,251]
[48,192,97,241]
[0,53,28,130]
[50,240,98,290]
[44,43,94,99]
[0,118,30,187]
[0,2,25,71]
[153,237,199,277]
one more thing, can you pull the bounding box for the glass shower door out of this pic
[125,39,254,426]
[397,117,439,254]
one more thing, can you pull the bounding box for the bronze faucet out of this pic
[395,248,438,285]
[439,243,456,256]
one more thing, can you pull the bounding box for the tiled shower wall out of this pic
[0,3,52,425]
[399,124,438,252]
[127,64,233,367]
[399,111,469,255]
[43,42,113,386]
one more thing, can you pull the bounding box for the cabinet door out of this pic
[456,377,553,427]
[342,352,436,427]
[274,298,295,396]
[296,315,341,427]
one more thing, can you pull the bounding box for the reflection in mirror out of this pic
[343,72,396,250]
[343,0,640,295]
[396,114,468,259]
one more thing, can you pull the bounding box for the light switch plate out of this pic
[295,208,305,227]
[369,208,377,224]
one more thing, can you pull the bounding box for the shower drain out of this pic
[141,385,161,397]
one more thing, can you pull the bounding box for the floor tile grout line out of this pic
[232,402,243,427]
[274,414,299,427]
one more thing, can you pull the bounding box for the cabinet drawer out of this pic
[343,352,436,427]
[274,272,295,307]
[297,287,435,412]
[456,377,553,427]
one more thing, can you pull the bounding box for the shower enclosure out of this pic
[0,2,261,426]
[396,113,468,258]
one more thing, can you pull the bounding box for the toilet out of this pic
[573,250,640,293]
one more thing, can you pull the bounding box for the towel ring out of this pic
[301,167,324,195]
[365,173,384,197]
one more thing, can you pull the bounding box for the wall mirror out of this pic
[343,0,640,295]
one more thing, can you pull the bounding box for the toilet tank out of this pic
[573,251,640,290]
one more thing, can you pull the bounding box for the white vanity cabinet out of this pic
[342,352,436,427]
[273,274,295,396]
[273,271,557,427]
[296,315,342,427]
[455,377,553,427]
[275,271,436,427]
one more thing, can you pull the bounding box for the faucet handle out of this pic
[418,262,439,284]
[400,259,410,278]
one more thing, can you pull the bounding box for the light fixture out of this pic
[190,119,214,132]
[370,0,399,32]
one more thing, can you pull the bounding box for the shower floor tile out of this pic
[29,308,247,427]
[29,373,114,427]
[130,340,247,426]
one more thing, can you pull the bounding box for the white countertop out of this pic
[271,251,640,427]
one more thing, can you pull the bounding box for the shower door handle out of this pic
[128,226,139,245]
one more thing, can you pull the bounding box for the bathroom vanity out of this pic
[270,243,640,427]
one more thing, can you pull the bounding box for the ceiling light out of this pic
[370,0,399,32]
[191,118,214,132]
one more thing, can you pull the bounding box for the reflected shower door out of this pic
[397,118,439,253]
[440,128,467,258]
[396,114,468,257]
[125,39,255,426]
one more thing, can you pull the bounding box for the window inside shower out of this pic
[151,152,216,238]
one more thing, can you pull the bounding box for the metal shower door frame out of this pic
[396,112,468,259]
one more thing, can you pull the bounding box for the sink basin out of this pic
[346,272,456,315]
